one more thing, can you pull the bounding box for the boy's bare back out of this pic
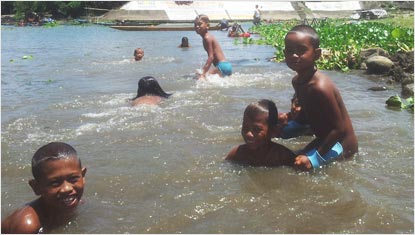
[202,32,226,66]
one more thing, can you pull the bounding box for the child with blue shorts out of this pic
[279,24,358,170]
[194,14,232,80]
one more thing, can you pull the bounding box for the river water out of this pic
[1,24,413,233]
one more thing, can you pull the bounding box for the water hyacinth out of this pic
[250,19,414,72]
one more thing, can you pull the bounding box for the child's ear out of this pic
[82,167,87,177]
[81,167,87,183]
[29,179,41,196]
[314,48,322,60]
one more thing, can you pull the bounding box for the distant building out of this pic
[101,1,362,22]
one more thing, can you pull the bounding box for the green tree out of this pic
[5,1,127,20]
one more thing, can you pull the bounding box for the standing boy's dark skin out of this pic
[194,14,232,80]
[282,25,358,170]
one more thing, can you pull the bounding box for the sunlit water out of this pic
[1,24,413,233]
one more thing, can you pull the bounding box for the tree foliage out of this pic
[2,1,127,19]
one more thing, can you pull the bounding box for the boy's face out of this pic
[134,49,144,61]
[284,32,321,72]
[30,157,87,214]
[194,19,208,35]
[241,112,270,150]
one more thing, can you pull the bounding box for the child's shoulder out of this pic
[311,71,337,91]
[270,142,295,156]
[2,205,41,233]
[226,144,256,163]
[226,144,244,161]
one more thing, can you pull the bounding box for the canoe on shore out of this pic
[110,24,221,31]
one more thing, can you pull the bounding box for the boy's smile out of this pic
[241,112,270,150]
[194,20,208,35]
[33,157,86,213]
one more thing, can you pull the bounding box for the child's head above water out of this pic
[180,37,189,47]
[226,99,296,166]
[133,48,144,61]
[244,99,278,131]
[29,142,86,213]
[286,24,320,49]
[284,24,321,72]
[134,76,172,99]
[242,99,279,149]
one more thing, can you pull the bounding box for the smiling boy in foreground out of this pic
[2,142,87,233]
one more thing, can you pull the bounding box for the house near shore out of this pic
[100,1,363,22]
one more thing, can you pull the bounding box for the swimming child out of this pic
[194,14,232,80]
[1,142,87,233]
[226,99,296,167]
[178,36,190,48]
[227,23,243,37]
[129,76,172,106]
[282,24,358,170]
[133,48,144,61]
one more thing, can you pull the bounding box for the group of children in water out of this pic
[2,14,358,233]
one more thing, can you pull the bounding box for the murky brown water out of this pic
[1,24,413,233]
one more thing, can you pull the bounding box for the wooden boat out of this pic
[110,23,221,31]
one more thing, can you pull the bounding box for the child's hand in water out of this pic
[195,69,206,80]
[278,112,289,126]
[294,155,312,170]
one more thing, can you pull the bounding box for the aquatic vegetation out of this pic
[386,95,414,111]
[250,19,414,72]
[43,21,59,28]
[233,37,254,45]
[22,55,33,59]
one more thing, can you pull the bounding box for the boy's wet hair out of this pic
[133,76,172,99]
[287,24,320,49]
[134,48,143,56]
[32,142,81,180]
[195,14,209,24]
[245,99,279,128]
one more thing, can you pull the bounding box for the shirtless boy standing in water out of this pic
[194,14,232,80]
[281,25,358,170]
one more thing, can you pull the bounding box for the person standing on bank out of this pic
[253,5,261,26]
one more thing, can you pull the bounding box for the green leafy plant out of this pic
[22,55,33,60]
[386,95,414,111]
[249,19,414,72]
